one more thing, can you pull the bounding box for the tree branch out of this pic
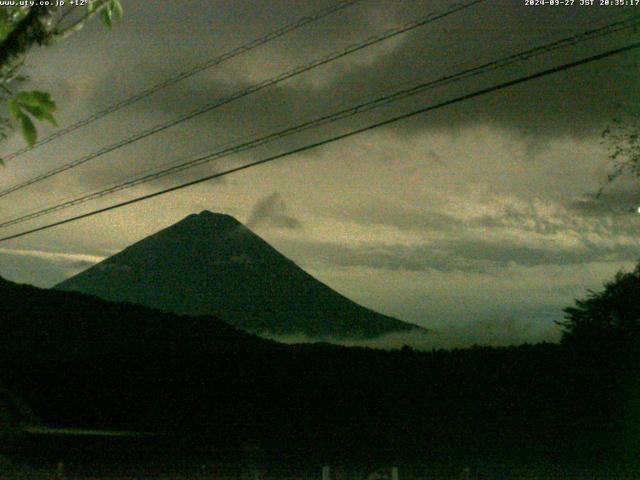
[0,6,55,71]
[53,0,110,39]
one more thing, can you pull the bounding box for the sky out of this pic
[0,0,638,347]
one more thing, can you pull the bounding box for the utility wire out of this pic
[0,0,485,200]
[1,40,636,243]
[0,15,635,229]
[0,0,363,162]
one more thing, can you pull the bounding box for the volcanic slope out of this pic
[56,211,424,338]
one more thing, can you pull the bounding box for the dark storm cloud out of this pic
[246,192,302,230]
[153,1,635,136]
[118,22,633,138]
[69,0,638,188]
[2,0,631,205]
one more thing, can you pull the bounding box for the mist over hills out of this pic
[56,210,423,339]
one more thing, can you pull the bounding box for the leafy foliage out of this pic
[559,262,640,345]
[0,7,31,43]
[7,91,57,147]
[90,0,123,28]
[599,108,640,195]
[0,1,122,158]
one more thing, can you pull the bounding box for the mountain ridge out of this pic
[56,211,425,338]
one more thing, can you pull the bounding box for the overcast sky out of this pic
[0,0,638,347]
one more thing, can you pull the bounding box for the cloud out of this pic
[275,192,640,274]
[0,248,104,287]
[0,247,104,267]
[446,238,640,269]
[46,0,635,193]
[246,192,302,230]
[283,237,639,274]
[569,189,640,217]
[339,202,464,232]
[265,313,561,350]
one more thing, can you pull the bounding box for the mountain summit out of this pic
[56,211,423,338]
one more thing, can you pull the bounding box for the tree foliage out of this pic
[0,0,122,159]
[559,262,640,345]
[599,109,640,193]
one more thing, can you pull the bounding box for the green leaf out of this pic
[7,99,21,120]
[19,113,36,146]
[0,157,5,167]
[30,91,54,106]
[20,104,57,126]
[44,110,58,127]
[16,91,55,110]
[111,0,123,21]
[13,91,57,126]
[101,7,112,28]
[19,104,44,118]
[0,15,12,42]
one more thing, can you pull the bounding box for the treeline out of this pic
[1,276,638,470]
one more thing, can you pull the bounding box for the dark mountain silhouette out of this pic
[0,274,282,433]
[56,210,423,338]
[0,273,272,365]
[0,275,636,474]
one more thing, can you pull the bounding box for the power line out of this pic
[0,15,636,230]
[1,40,636,243]
[0,0,485,200]
[0,0,363,163]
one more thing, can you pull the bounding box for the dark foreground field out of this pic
[2,278,640,478]
[2,455,640,480]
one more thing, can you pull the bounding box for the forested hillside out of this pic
[2,276,638,471]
